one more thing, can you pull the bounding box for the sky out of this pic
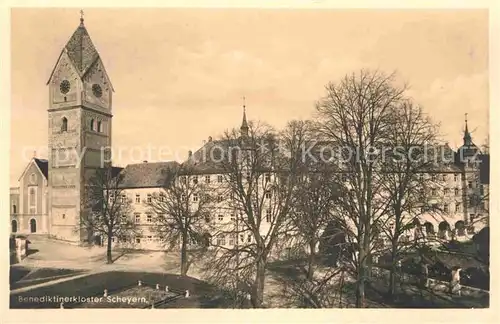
[10,8,489,186]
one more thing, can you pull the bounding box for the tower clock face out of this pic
[59,80,70,94]
[92,84,103,98]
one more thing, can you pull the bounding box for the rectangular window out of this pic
[216,234,226,246]
[454,174,459,182]
[121,215,127,223]
[265,191,271,199]
[431,188,437,196]
[146,214,152,223]
[455,188,460,196]
[240,234,245,243]
[455,202,461,213]
[135,237,141,244]
[431,174,436,181]
[229,234,236,245]
[121,194,127,203]
[419,174,424,181]
[217,195,223,203]
[265,173,271,182]
[230,212,235,221]
[193,176,198,184]
[266,209,272,223]
[109,193,114,201]
[470,214,475,223]
[442,174,447,182]
[218,214,224,222]
[444,204,449,213]
[247,234,252,243]
[444,188,450,195]
[218,175,223,183]
[160,193,165,202]
[193,194,198,202]
[205,175,211,183]
[134,213,141,224]
[135,194,141,203]
[147,194,152,203]
[468,181,473,189]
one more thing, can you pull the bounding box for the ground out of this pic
[10,236,489,308]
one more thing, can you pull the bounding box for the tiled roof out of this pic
[64,21,99,74]
[34,158,48,179]
[118,161,180,189]
[183,140,232,174]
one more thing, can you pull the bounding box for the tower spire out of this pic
[463,112,472,146]
[80,9,84,26]
[240,96,249,137]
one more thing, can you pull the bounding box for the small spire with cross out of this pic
[240,96,249,137]
[80,9,84,25]
[463,112,472,146]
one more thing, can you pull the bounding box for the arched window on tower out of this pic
[90,119,95,131]
[97,121,102,133]
[61,117,68,132]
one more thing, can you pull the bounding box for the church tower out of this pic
[47,13,114,242]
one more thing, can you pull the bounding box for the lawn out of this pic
[10,267,87,291]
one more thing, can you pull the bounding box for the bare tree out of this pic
[81,166,137,264]
[314,69,406,307]
[146,165,214,276]
[201,120,304,308]
[377,100,448,298]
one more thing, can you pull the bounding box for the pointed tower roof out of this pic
[463,113,472,146]
[240,98,249,137]
[46,11,114,91]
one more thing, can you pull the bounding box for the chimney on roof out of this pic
[188,150,193,159]
[208,136,213,142]
[202,140,207,145]
[143,160,148,163]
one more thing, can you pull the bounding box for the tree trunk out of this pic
[106,234,113,264]
[251,258,266,308]
[307,240,316,280]
[388,239,398,298]
[180,234,188,276]
[355,248,366,308]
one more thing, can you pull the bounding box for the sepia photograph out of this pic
[8,6,490,311]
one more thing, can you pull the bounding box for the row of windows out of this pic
[58,117,106,133]
[216,233,253,246]
[183,173,274,185]
[424,183,484,197]
[134,213,154,223]
[110,193,161,204]
[421,200,488,214]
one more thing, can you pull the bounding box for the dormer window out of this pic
[61,117,68,132]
